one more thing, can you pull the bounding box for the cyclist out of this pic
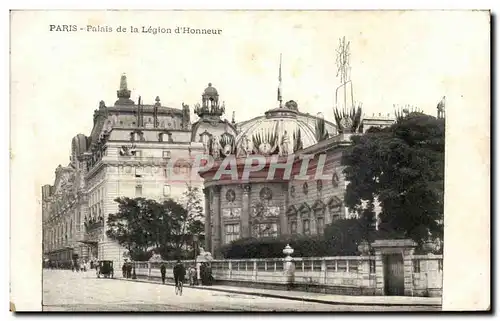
[173,259,186,294]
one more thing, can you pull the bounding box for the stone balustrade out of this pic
[128,251,442,297]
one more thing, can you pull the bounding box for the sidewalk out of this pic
[115,276,442,307]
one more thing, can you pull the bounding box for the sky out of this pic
[10,10,490,187]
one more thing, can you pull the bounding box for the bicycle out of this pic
[175,279,183,296]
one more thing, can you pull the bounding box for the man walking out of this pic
[160,263,166,284]
[173,260,186,290]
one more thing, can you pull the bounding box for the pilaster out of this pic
[403,247,415,296]
[374,250,385,295]
[212,185,222,258]
[240,184,251,238]
[203,187,212,252]
[280,184,289,234]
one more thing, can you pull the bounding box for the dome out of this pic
[234,107,318,156]
[203,83,218,96]
[71,134,88,157]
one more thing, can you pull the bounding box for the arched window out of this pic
[298,203,311,235]
[312,200,326,235]
[286,205,298,234]
[327,196,343,222]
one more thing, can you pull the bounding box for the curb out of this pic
[112,277,442,308]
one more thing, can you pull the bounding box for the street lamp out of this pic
[193,235,199,285]
[193,235,199,258]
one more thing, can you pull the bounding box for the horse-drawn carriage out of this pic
[96,260,114,278]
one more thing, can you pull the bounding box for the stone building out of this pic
[42,75,395,265]
[42,75,212,266]
[198,98,395,257]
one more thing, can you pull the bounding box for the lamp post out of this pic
[283,244,295,291]
[193,235,199,285]
[132,261,137,279]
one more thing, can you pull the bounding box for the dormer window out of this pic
[159,131,173,143]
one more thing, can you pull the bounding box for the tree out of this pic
[106,197,151,259]
[342,112,445,245]
[106,197,187,260]
[173,184,205,257]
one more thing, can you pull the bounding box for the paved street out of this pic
[42,269,439,312]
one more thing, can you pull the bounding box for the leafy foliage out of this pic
[106,187,205,261]
[221,218,375,259]
[342,112,445,244]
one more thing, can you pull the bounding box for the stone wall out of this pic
[131,252,443,297]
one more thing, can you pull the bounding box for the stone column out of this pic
[311,210,317,235]
[283,244,295,290]
[203,187,212,252]
[280,184,289,235]
[240,184,251,238]
[373,249,385,295]
[425,254,441,297]
[357,257,372,294]
[212,185,222,258]
[297,211,303,234]
[403,247,416,296]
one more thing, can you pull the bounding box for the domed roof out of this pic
[71,134,88,156]
[203,83,218,96]
[234,107,318,155]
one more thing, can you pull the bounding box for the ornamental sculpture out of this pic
[207,132,236,160]
[259,187,273,201]
[226,189,236,202]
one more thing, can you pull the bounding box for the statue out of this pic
[237,135,249,157]
[245,136,254,155]
[279,130,290,156]
[111,114,119,126]
[437,96,446,119]
[211,136,221,159]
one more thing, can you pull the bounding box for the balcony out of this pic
[84,216,104,232]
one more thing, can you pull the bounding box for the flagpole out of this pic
[278,53,283,108]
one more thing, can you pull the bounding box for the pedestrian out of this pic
[127,262,132,278]
[200,263,206,285]
[188,266,197,286]
[122,262,127,278]
[160,263,166,284]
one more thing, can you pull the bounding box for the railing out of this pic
[130,256,377,288]
[128,253,442,297]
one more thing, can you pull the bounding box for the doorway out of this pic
[383,254,405,295]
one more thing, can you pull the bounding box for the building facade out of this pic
[198,98,396,257]
[42,75,213,266]
[42,75,395,265]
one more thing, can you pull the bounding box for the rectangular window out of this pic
[330,208,342,222]
[290,221,297,234]
[163,185,171,196]
[224,223,240,244]
[135,185,142,196]
[317,218,324,234]
[135,167,143,178]
[163,151,171,159]
[303,219,310,235]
